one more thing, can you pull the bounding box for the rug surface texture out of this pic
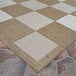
[0,0,76,72]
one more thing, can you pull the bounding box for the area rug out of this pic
[0,0,76,72]
[0,41,76,76]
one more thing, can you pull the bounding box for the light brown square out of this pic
[13,0,28,3]
[37,7,67,20]
[37,0,59,5]
[72,11,76,16]
[2,4,32,17]
[38,22,76,47]
[65,0,76,7]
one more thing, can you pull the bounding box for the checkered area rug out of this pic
[0,0,76,72]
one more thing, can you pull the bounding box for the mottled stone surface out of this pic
[67,41,76,60]
[0,42,7,48]
[0,41,76,76]
[57,57,76,76]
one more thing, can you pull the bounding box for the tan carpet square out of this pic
[38,22,76,47]
[37,7,67,20]
[37,0,59,5]
[2,4,32,17]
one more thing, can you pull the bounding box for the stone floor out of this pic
[0,41,76,76]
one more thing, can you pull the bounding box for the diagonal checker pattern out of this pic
[0,0,76,72]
